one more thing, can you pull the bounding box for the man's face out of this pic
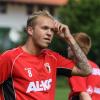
[30,16,55,49]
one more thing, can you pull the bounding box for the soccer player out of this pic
[0,10,92,100]
[68,32,100,100]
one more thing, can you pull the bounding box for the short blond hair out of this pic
[73,32,91,55]
[27,10,54,28]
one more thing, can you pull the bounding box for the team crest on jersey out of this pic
[24,68,32,77]
[44,63,51,73]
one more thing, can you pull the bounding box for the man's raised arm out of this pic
[54,21,92,76]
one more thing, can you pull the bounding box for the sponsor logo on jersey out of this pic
[87,86,100,94]
[26,78,52,93]
[92,68,100,75]
[87,86,93,94]
[94,87,100,94]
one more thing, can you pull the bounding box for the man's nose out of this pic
[47,29,52,36]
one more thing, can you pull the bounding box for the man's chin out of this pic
[40,45,49,49]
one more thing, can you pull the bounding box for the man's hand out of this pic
[54,20,71,39]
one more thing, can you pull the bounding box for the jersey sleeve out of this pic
[55,53,75,77]
[69,76,87,93]
[0,52,12,84]
[56,53,75,69]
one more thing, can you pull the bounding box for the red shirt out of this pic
[68,60,100,100]
[0,47,74,100]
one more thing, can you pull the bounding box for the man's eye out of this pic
[42,26,49,30]
[51,29,55,33]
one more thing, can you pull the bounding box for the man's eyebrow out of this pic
[42,25,54,29]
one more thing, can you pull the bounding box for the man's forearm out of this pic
[65,34,92,75]
[53,21,92,75]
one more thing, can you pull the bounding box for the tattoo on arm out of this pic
[69,41,92,75]
[63,27,92,75]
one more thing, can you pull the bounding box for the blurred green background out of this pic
[55,76,70,100]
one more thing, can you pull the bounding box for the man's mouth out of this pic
[44,38,51,41]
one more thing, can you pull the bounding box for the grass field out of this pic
[55,76,71,100]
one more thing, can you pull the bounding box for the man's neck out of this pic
[22,40,42,55]
[22,45,42,55]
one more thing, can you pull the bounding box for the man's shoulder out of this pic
[44,49,61,57]
[1,47,23,58]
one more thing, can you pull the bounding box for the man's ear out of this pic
[27,26,33,35]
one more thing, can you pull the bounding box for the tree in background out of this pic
[56,0,100,65]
